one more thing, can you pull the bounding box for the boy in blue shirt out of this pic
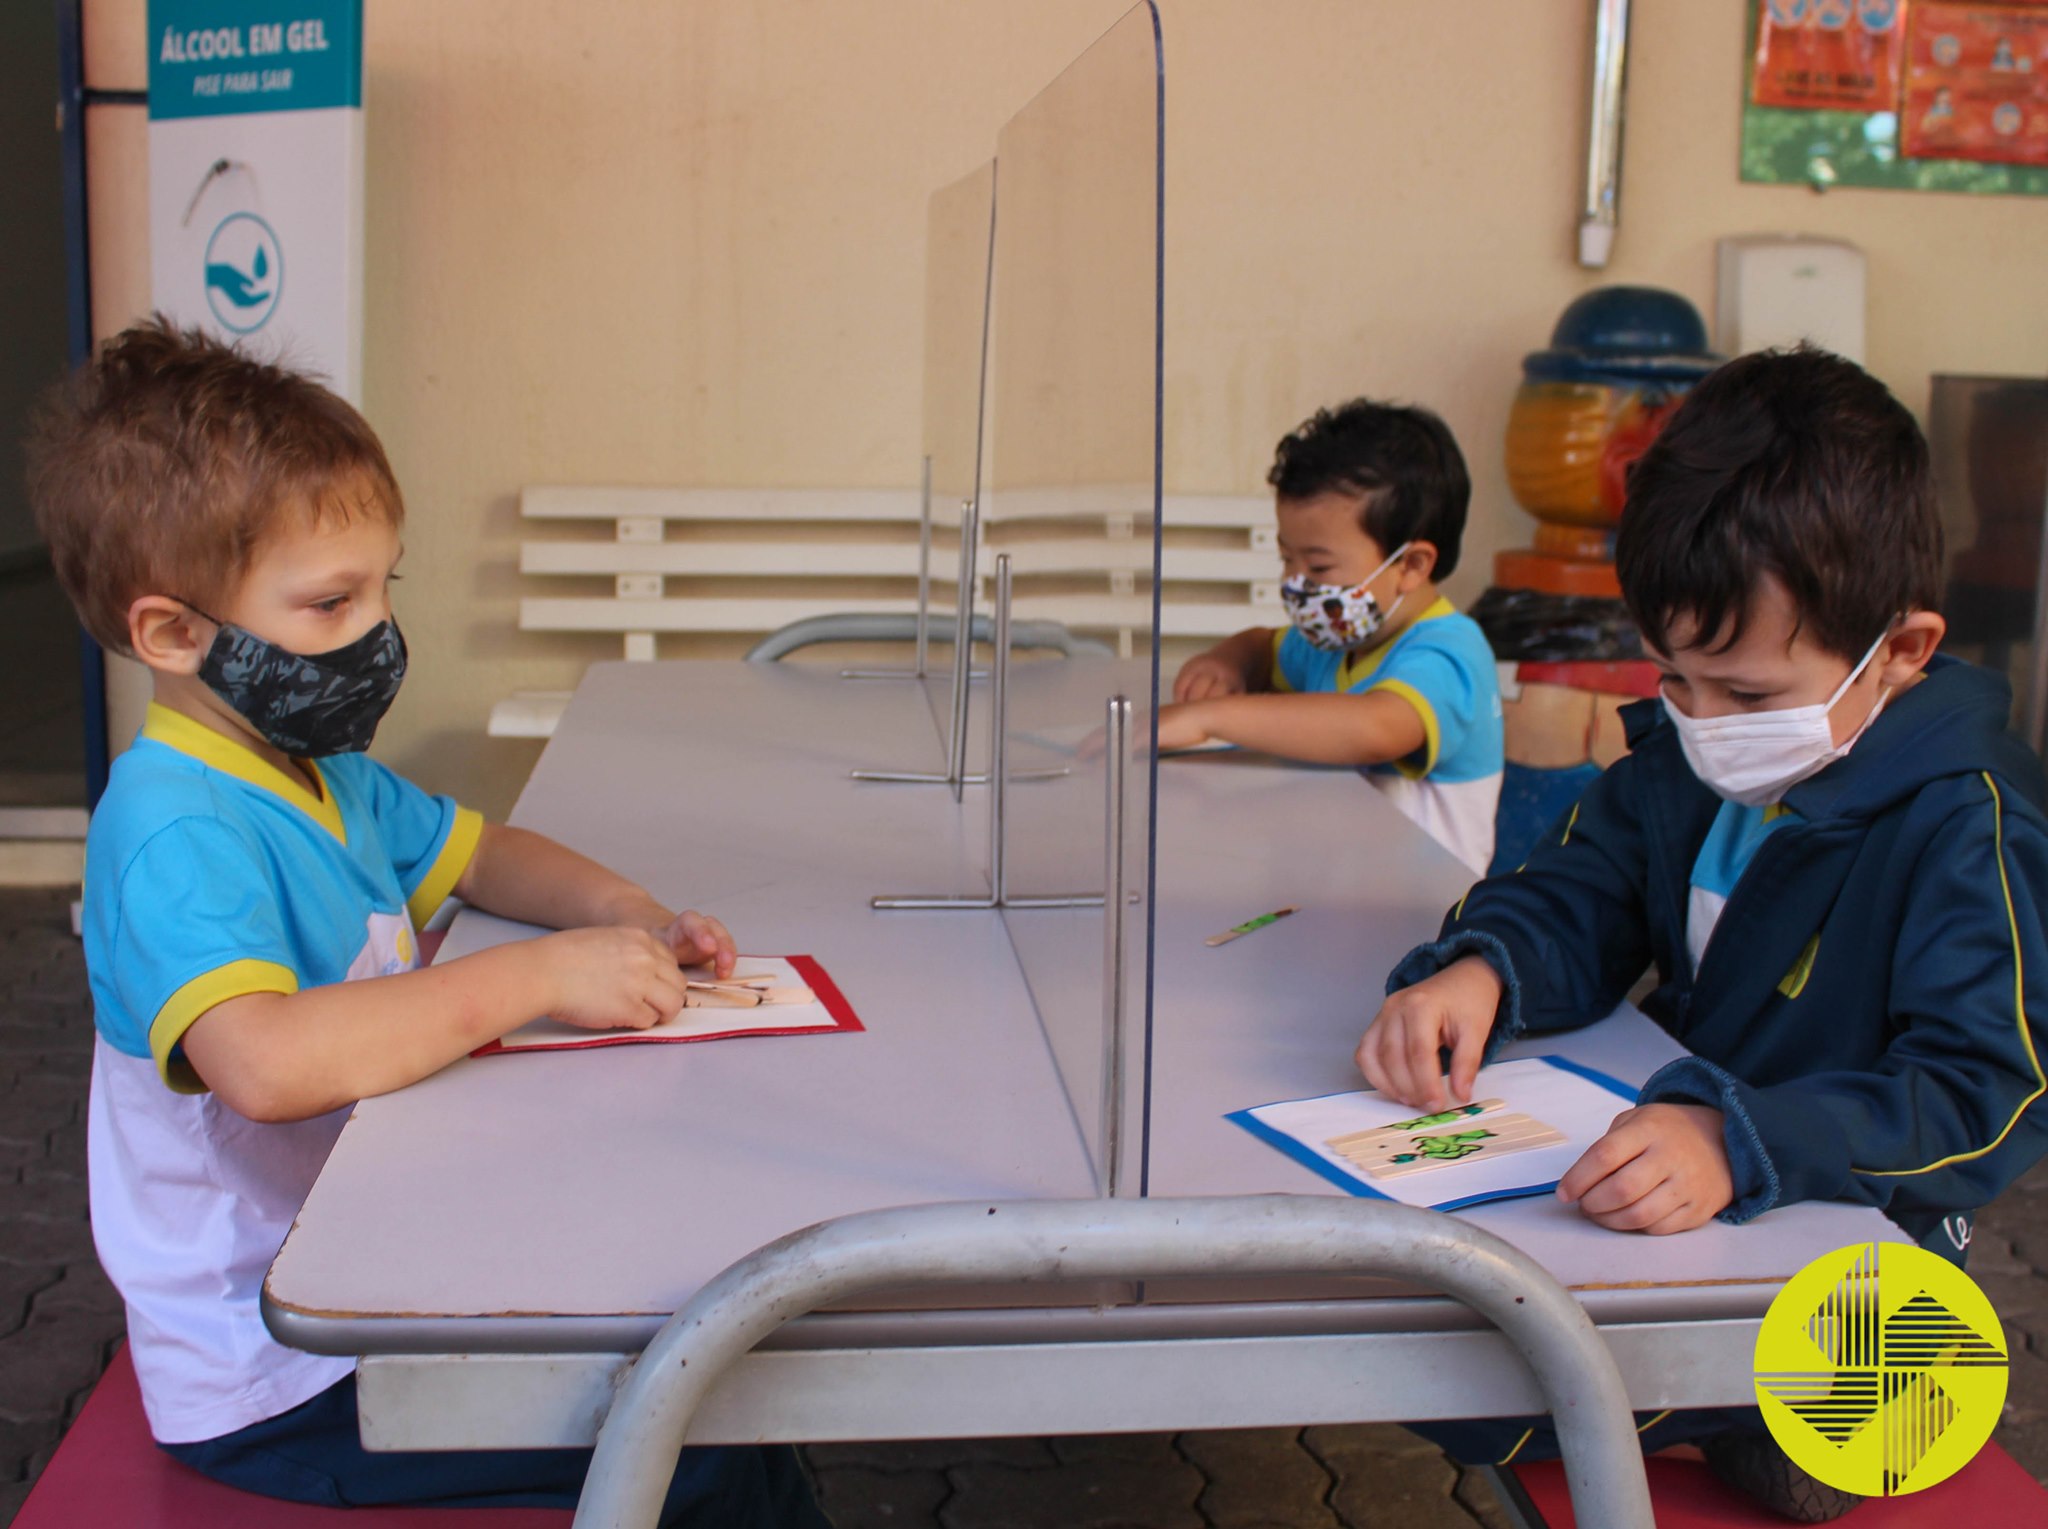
[1161,400,1503,874]
[29,321,824,1527]
[1359,347,2048,1516]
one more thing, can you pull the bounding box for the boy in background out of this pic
[30,321,824,1527]
[1163,400,1502,874]
[1358,347,2048,1518]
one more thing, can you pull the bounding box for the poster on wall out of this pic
[147,1,364,402]
[1751,0,1907,112]
[1902,3,2048,164]
[1741,0,2048,193]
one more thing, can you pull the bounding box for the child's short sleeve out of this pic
[1271,627,1317,693]
[336,756,484,930]
[104,817,302,1092]
[1368,625,1502,782]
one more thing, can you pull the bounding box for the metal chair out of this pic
[571,1197,1654,1529]
[742,612,1112,663]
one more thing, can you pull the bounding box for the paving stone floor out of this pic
[3,884,2045,1527]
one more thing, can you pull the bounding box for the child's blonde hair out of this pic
[27,317,403,654]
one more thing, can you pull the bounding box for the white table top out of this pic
[1141,746,1902,1299]
[266,660,1900,1350]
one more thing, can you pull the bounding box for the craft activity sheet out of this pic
[1227,1056,1638,1211]
[474,956,862,1056]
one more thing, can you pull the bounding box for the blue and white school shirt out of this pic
[1686,801,1796,974]
[82,702,482,1443]
[1272,597,1504,875]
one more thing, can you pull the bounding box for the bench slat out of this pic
[521,486,925,523]
[518,542,1275,581]
[520,486,1273,531]
[521,595,1282,638]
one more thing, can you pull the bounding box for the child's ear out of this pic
[128,597,210,676]
[1880,610,1945,686]
[1397,541,1439,588]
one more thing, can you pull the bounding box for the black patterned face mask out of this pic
[183,605,407,757]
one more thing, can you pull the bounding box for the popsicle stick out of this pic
[1204,905,1300,947]
[1326,1099,1506,1151]
[755,986,815,1005]
[1330,1112,1565,1178]
[1363,1131,1562,1179]
[682,987,765,1009]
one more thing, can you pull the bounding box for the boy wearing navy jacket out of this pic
[1357,347,2048,1517]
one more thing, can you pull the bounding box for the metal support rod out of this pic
[1578,0,1631,269]
[851,496,1062,787]
[872,549,1011,910]
[841,455,936,680]
[988,556,1012,904]
[944,498,980,800]
[916,456,933,673]
[570,1198,1654,1529]
[1098,695,1130,1197]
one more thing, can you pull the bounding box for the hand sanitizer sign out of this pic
[148,1,363,401]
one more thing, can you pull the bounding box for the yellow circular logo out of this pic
[1755,1241,2007,1497]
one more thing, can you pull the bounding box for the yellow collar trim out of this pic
[1336,596,1457,692]
[140,702,347,845]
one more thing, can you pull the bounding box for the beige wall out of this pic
[82,1,2048,816]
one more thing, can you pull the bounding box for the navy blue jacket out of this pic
[1390,656,2048,1254]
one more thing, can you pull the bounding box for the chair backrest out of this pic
[515,486,1283,660]
[743,612,1113,663]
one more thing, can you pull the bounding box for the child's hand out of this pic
[1175,652,1247,703]
[664,909,737,978]
[538,927,688,1030]
[1155,702,1215,753]
[1556,1103,1733,1234]
[1355,955,1502,1109]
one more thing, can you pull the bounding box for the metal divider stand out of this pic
[852,511,1063,797]
[872,554,1102,909]
[851,499,981,798]
[840,456,938,681]
[1097,695,1131,1198]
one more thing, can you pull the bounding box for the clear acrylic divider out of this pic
[850,161,997,789]
[989,2,1164,1197]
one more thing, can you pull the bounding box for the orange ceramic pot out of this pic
[1505,287,1718,537]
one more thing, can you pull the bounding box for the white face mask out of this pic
[1661,628,1893,807]
[1280,542,1412,652]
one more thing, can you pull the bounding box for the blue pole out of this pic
[54,0,119,808]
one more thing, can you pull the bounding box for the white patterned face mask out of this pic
[1660,627,1892,806]
[1279,542,1411,653]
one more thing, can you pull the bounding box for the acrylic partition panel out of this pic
[1932,376,2048,757]
[920,162,999,766]
[989,2,1163,1197]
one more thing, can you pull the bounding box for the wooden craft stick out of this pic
[1326,1099,1506,1151]
[1204,906,1300,947]
[1328,1112,1566,1180]
[681,987,765,1009]
[1360,1130,1564,1180]
[684,972,777,988]
[679,982,815,1008]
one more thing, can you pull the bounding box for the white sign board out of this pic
[148,2,364,402]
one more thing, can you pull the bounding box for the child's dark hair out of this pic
[25,316,402,655]
[1268,399,1470,579]
[1615,346,1941,661]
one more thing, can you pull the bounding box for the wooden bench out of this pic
[12,1345,570,1527]
[492,486,1285,738]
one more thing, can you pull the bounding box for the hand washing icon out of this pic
[208,243,269,307]
[203,212,283,333]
